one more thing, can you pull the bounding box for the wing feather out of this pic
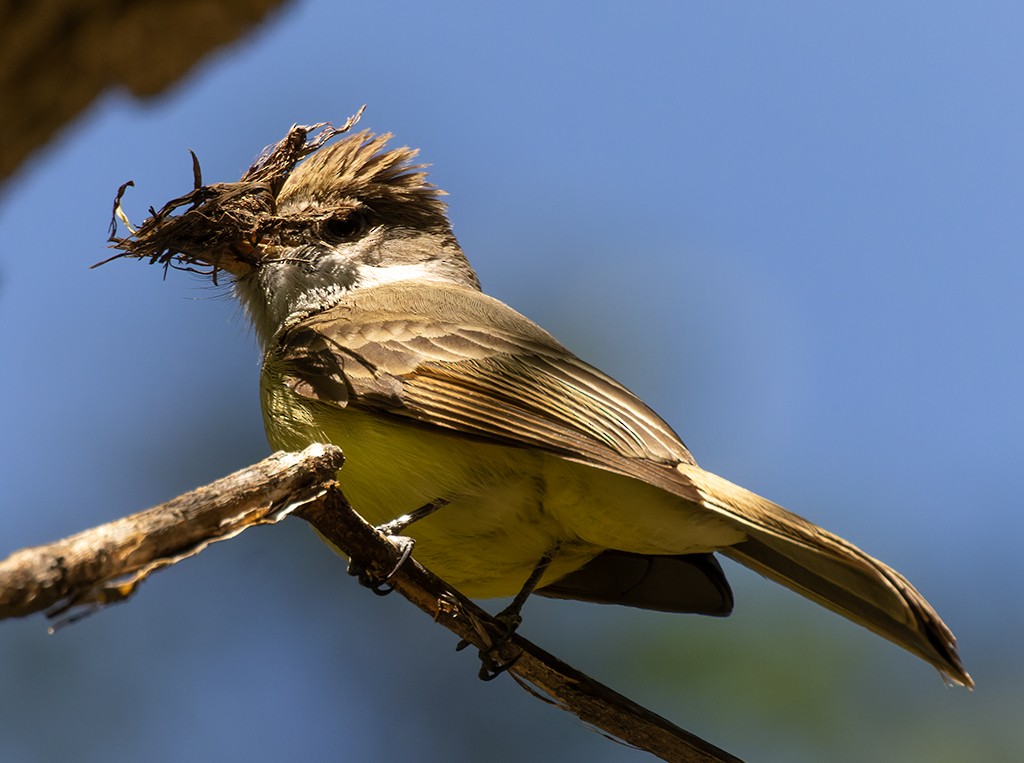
[275,283,697,470]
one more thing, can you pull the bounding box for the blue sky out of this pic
[1,3,1021,761]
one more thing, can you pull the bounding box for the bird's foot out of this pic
[347,533,416,595]
[456,608,524,680]
[347,499,450,594]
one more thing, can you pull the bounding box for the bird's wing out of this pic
[268,281,971,687]
[272,282,700,473]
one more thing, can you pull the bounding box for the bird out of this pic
[127,126,971,687]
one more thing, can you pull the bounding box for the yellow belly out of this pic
[262,385,743,598]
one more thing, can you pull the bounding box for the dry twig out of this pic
[0,445,742,763]
[0,445,343,623]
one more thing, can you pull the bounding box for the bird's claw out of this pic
[455,610,523,680]
[347,533,416,595]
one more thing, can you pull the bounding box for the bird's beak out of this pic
[213,237,263,278]
[211,234,287,279]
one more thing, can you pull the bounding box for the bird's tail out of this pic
[678,464,972,687]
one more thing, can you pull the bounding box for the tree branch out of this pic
[0,444,344,623]
[0,446,743,763]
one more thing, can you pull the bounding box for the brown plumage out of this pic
[280,131,451,231]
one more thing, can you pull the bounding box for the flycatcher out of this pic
[115,126,970,687]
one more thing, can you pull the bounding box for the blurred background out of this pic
[1,2,1021,761]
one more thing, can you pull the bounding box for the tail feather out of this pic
[679,464,972,687]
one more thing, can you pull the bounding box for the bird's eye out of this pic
[321,212,367,242]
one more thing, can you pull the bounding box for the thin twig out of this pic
[298,489,744,763]
[0,447,742,762]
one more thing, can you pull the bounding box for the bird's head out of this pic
[104,121,480,347]
[236,130,479,346]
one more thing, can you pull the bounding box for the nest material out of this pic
[97,108,365,281]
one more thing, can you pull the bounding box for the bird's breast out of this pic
[260,381,742,597]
